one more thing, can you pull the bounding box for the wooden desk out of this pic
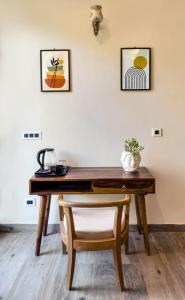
[29,167,155,256]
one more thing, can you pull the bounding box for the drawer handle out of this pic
[121,184,127,189]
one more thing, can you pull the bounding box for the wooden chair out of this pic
[58,195,131,291]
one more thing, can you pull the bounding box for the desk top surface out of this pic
[30,166,154,182]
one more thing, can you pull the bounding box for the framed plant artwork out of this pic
[40,49,71,92]
[121,48,151,91]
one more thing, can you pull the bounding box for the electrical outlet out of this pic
[22,131,42,140]
[151,128,162,137]
[24,197,36,207]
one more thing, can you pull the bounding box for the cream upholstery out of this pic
[62,206,126,240]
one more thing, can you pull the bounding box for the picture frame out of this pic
[40,49,71,92]
[121,48,151,91]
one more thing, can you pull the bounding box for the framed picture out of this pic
[121,48,151,91]
[40,49,70,92]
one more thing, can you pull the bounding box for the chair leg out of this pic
[113,245,125,291]
[66,248,76,290]
[124,224,129,255]
[58,205,67,255]
[62,241,67,255]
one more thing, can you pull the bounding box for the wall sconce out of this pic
[90,5,103,36]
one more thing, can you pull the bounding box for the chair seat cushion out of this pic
[62,207,126,240]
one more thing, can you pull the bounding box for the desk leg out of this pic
[134,194,142,234]
[43,195,51,236]
[138,195,150,256]
[35,195,47,256]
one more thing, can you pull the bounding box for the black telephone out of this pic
[35,148,69,177]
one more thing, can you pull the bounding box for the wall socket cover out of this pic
[151,128,162,137]
[24,197,36,207]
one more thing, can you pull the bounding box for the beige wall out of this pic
[0,0,185,224]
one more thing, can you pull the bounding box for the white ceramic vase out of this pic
[120,151,141,172]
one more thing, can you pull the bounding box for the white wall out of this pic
[0,0,185,224]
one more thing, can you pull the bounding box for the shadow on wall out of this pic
[58,151,81,167]
[146,167,167,224]
[147,166,185,224]
[95,19,110,45]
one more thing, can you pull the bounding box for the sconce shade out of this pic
[90,5,103,36]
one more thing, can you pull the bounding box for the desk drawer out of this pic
[93,180,154,193]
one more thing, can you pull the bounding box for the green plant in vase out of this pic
[121,138,144,172]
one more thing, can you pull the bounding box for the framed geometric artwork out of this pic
[40,49,71,92]
[121,48,151,91]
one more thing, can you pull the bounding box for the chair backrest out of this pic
[58,195,131,249]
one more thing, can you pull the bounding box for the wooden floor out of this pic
[0,231,185,300]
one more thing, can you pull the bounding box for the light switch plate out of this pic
[22,131,42,140]
[151,128,162,137]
